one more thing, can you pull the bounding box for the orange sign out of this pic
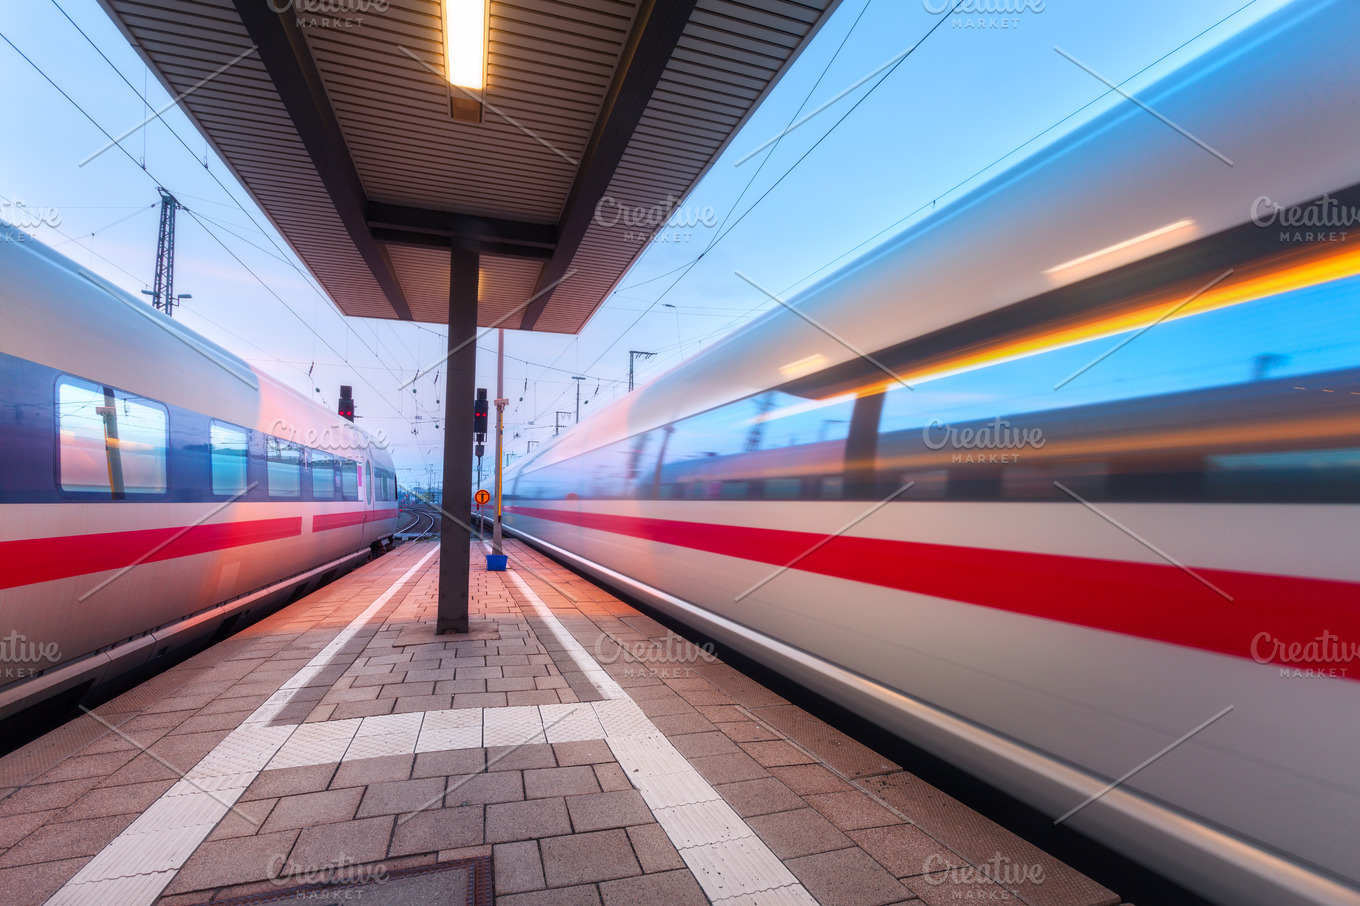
[474,489,491,506]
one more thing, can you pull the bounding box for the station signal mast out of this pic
[474,388,488,483]
[145,188,188,317]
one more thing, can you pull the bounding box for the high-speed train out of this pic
[0,223,399,725]
[502,3,1360,905]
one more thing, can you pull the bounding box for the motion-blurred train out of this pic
[0,224,399,725]
[503,3,1360,904]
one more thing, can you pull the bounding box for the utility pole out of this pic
[492,329,508,555]
[555,410,572,437]
[147,187,184,316]
[628,350,655,391]
[572,376,587,423]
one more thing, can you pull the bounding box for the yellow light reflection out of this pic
[779,353,827,379]
[855,242,1360,397]
[1043,218,1197,281]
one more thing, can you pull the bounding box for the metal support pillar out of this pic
[438,242,479,634]
[492,328,507,555]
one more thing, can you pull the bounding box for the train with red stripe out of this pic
[0,222,399,725]
[503,4,1360,905]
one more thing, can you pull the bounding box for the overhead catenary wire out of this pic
[46,0,330,300]
[2,14,436,432]
[49,202,156,247]
[36,1,429,422]
[522,0,1253,436]
[526,0,916,429]
[180,209,405,417]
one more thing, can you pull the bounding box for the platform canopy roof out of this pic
[97,0,841,332]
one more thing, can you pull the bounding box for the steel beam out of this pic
[367,202,556,251]
[437,242,480,634]
[369,227,554,261]
[518,0,699,330]
[233,0,413,320]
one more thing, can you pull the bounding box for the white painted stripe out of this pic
[539,702,606,742]
[713,881,820,905]
[45,547,437,906]
[482,703,545,747]
[269,718,362,769]
[502,563,811,903]
[416,707,481,752]
[680,835,803,901]
[246,547,440,726]
[346,710,424,759]
[47,547,814,906]
[505,568,624,699]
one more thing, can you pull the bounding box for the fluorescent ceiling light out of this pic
[445,0,487,91]
[1043,218,1196,278]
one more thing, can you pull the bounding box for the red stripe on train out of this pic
[0,517,302,590]
[507,505,1360,675]
[0,507,400,589]
[312,507,399,532]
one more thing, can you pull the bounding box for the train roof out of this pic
[0,220,390,466]
[514,0,1360,476]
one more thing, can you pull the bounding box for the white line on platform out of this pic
[505,568,624,700]
[503,560,813,903]
[44,546,438,906]
[46,547,812,906]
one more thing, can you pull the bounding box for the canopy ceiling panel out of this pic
[388,244,543,327]
[98,0,841,332]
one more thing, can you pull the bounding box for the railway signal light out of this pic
[474,388,488,438]
[338,385,355,421]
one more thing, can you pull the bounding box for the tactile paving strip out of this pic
[43,547,440,906]
[44,547,818,906]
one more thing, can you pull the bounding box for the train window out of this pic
[57,377,167,498]
[719,481,749,500]
[311,453,335,499]
[866,269,1360,502]
[764,478,802,499]
[265,436,302,498]
[340,460,358,500]
[210,422,249,496]
[365,462,372,504]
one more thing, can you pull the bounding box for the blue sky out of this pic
[0,0,1292,486]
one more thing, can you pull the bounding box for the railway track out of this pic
[395,506,438,540]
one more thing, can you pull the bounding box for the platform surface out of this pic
[0,540,1124,906]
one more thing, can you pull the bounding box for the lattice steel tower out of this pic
[150,188,182,316]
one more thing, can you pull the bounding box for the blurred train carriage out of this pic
[499,3,1360,904]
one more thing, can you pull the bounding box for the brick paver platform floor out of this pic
[0,540,1124,906]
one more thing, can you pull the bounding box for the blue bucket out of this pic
[485,554,508,571]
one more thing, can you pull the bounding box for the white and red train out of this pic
[0,223,399,723]
[503,2,1360,904]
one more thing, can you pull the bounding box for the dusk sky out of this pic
[0,0,1290,486]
